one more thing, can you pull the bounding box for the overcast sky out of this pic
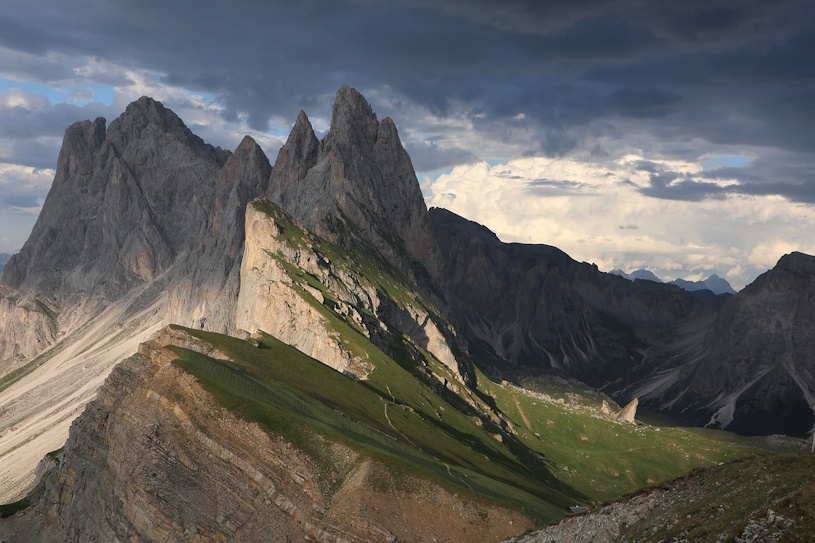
[1,0,814,288]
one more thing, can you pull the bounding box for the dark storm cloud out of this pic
[402,141,479,172]
[0,0,813,195]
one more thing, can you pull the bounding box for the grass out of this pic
[170,326,575,523]
[216,200,772,524]
[0,497,31,519]
[475,369,770,501]
[625,453,815,542]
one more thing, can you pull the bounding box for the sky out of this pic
[0,1,814,288]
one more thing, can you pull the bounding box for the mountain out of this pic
[269,86,443,288]
[611,268,737,295]
[670,274,737,295]
[0,253,10,272]
[635,252,815,436]
[609,268,662,283]
[1,88,813,539]
[0,87,460,504]
[428,208,710,386]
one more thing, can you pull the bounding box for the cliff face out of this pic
[236,200,462,382]
[655,252,815,435]
[0,328,529,543]
[269,86,444,287]
[427,207,709,386]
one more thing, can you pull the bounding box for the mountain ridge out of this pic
[1,88,814,539]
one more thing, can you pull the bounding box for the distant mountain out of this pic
[609,268,662,282]
[0,253,10,272]
[670,274,737,295]
[611,267,737,295]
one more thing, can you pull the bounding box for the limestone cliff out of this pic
[236,200,463,383]
[0,328,530,542]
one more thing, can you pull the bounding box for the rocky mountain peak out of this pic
[54,117,106,184]
[321,85,379,155]
[269,110,319,203]
[226,136,270,182]
[268,86,443,284]
[106,96,230,166]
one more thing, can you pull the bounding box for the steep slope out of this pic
[0,328,533,542]
[647,252,815,437]
[0,98,230,370]
[269,86,443,287]
[0,99,267,502]
[427,207,711,388]
[0,325,763,542]
[165,135,272,332]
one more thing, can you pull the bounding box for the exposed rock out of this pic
[601,400,613,416]
[0,97,230,370]
[651,251,815,437]
[427,207,710,386]
[0,330,530,542]
[269,85,444,287]
[236,201,372,379]
[165,135,272,334]
[616,398,638,423]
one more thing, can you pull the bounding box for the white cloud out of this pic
[426,157,815,289]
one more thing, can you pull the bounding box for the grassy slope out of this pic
[625,453,815,542]
[171,327,572,523]
[167,200,773,526]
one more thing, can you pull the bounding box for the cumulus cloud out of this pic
[426,157,815,289]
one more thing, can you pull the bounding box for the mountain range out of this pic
[610,268,737,296]
[0,87,813,540]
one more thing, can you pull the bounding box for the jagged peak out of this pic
[323,85,379,153]
[105,96,230,166]
[221,135,271,178]
[234,134,262,155]
[55,117,107,183]
[283,109,319,153]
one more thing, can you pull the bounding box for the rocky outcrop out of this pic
[0,98,231,371]
[236,200,463,382]
[236,202,371,378]
[616,398,638,423]
[0,329,530,542]
[269,86,444,287]
[165,135,272,334]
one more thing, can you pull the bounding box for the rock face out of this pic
[0,329,529,543]
[236,200,463,382]
[0,98,231,370]
[651,252,815,436]
[269,86,443,287]
[165,135,272,333]
[427,207,709,387]
[616,398,638,423]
